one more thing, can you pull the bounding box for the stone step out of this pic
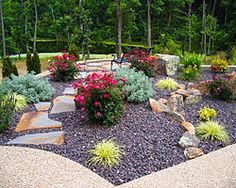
[15,112,62,132]
[34,102,51,111]
[50,95,76,114]
[62,87,76,95]
[7,131,64,145]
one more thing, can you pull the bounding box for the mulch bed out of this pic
[1,68,236,185]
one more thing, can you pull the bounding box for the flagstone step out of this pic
[7,131,64,145]
[62,87,76,95]
[34,102,51,111]
[15,112,62,132]
[50,95,76,114]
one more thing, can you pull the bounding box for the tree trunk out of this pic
[188,3,192,52]
[147,0,152,50]
[116,0,122,58]
[203,0,207,54]
[79,0,85,60]
[224,7,227,26]
[212,0,217,16]
[0,0,6,56]
[33,0,38,50]
[24,1,29,50]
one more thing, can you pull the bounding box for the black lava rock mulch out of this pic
[0,68,236,185]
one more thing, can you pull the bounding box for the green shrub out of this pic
[0,73,54,103]
[115,68,153,102]
[180,53,203,70]
[74,72,125,126]
[199,106,217,122]
[229,46,236,65]
[26,49,33,72]
[48,54,80,82]
[180,65,199,81]
[0,93,16,132]
[211,59,229,73]
[31,49,41,74]
[155,77,178,90]
[208,78,236,100]
[196,121,229,143]
[68,43,80,60]
[89,139,123,168]
[2,56,18,78]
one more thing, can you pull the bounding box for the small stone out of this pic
[178,132,200,149]
[50,95,76,114]
[177,84,185,90]
[166,111,185,122]
[7,131,64,145]
[149,98,170,113]
[175,89,190,98]
[158,98,168,104]
[167,94,184,112]
[15,112,62,132]
[181,121,195,134]
[184,147,204,159]
[34,102,51,111]
[62,87,76,95]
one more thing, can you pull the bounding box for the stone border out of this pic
[1,144,235,187]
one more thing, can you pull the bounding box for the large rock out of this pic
[181,121,195,134]
[166,111,185,122]
[149,98,170,113]
[178,132,200,149]
[184,147,204,160]
[34,102,51,111]
[156,54,180,76]
[50,95,76,114]
[189,81,209,95]
[62,87,76,95]
[7,131,64,145]
[167,94,184,112]
[15,112,62,132]
[185,88,201,104]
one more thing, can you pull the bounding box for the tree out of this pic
[2,56,18,78]
[33,0,38,50]
[147,0,151,50]
[202,0,207,54]
[115,0,122,58]
[0,0,6,56]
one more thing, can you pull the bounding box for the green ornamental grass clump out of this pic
[196,121,229,143]
[115,68,153,102]
[156,77,178,91]
[199,106,217,122]
[0,73,54,103]
[89,139,123,168]
[11,93,28,112]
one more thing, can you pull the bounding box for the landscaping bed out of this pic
[1,67,236,185]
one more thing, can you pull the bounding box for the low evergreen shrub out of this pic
[2,56,18,78]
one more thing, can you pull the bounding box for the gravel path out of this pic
[0,68,236,185]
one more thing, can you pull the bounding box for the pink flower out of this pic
[119,77,127,84]
[94,101,99,106]
[75,95,85,105]
[81,107,85,111]
[101,85,106,89]
[60,50,67,53]
[96,112,101,117]
[72,82,79,89]
[69,55,76,61]
[111,79,117,85]
[62,53,69,59]
[103,93,110,98]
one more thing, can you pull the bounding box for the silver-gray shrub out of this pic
[115,68,153,103]
[0,73,54,103]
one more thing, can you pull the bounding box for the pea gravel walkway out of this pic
[0,144,236,188]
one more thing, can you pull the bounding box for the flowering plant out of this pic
[208,78,236,100]
[48,53,80,82]
[211,59,228,73]
[126,49,159,77]
[73,72,126,126]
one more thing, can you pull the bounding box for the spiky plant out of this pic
[11,93,28,112]
[89,139,123,168]
[155,77,178,90]
[196,121,229,143]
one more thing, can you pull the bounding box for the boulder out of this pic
[185,88,201,104]
[178,132,200,149]
[158,98,168,104]
[177,84,185,90]
[181,121,195,134]
[166,111,185,122]
[189,81,209,94]
[155,54,180,76]
[167,94,184,112]
[149,98,170,113]
[184,147,204,160]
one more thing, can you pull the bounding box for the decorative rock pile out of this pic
[150,83,204,160]
[7,87,77,145]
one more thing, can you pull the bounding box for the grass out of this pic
[196,121,229,143]
[89,139,123,168]
[155,77,178,90]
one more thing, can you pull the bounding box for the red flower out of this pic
[96,112,101,117]
[62,53,69,59]
[68,55,76,61]
[94,101,99,106]
[103,93,110,98]
[72,82,79,89]
[119,77,127,84]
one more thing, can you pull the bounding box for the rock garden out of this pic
[0,51,236,185]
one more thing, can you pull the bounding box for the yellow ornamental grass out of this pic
[156,78,178,91]
[199,107,217,122]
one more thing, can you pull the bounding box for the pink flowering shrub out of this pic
[208,78,236,100]
[48,53,80,82]
[126,49,159,77]
[73,72,126,126]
